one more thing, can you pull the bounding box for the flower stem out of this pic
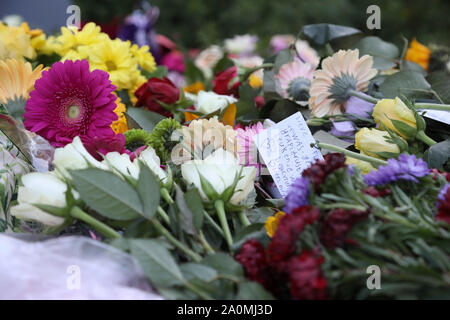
[238,210,251,227]
[203,210,224,236]
[199,230,215,254]
[415,103,450,112]
[152,218,202,262]
[214,200,233,250]
[70,206,121,239]
[348,90,379,104]
[157,206,171,224]
[160,188,174,205]
[416,131,437,146]
[316,142,388,167]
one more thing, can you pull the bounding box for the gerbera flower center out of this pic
[288,77,311,101]
[328,73,357,104]
[67,104,81,119]
[105,60,117,71]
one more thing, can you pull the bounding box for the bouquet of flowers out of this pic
[0,15,449,299]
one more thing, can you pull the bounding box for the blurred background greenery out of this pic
[74,0,450,48]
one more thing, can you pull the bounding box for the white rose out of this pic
[181,148,256,205]
[103,147,167,183]
[10,172,67,226]
[196,91,237,115]
[53,136,107,179]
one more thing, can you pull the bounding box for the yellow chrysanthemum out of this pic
[265,211,285,238]
[111,96,129,134]
[79,38,139,90]
[54,22,108,57]
[129,42,156,73]
[0,59,43,104]
[0,22,36,60]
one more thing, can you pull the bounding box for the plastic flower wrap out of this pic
[0,131,33,231]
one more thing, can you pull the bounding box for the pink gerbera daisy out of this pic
[24,59,118,147]
[276,59,315,101]
[236,122,265,173]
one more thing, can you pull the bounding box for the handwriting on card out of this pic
[253,112,323,197]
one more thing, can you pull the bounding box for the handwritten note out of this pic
[253,112,323,197]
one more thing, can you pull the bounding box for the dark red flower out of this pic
[320,208,370,248]
[213,66,240,98]
[81,133,126,161]
[431,169,450,182]
[134,77,180,117]
[235,239,269,287]
[436,185,450,224]
[362,186,392,198]
[288,250,327,300]
[267,206,320,267]
[302,153,346,191]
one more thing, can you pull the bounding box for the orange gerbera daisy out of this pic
[0,58,43,105]
[309,49,377,117]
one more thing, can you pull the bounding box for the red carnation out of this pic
[267,206,320,268]
[213,66,240,98]
[235,239,270,287]
[302,153,346,191]
[320,208,370,248]
[134,77,180,117]
[288,250,327,300]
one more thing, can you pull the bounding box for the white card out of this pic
[420,109,450,125]
[253,112,323,197]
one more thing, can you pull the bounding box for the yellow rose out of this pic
[345,156,374,174]
[355,128,403,159]
[372,97,417,139]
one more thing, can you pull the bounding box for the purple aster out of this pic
[364,153,430,186]
[284,177,310,213]
[437,183,450,209]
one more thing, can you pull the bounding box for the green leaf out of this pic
[426,71,450,104]
[130,239,185,288]
[174,184,196,235]
[185,60,205,84]
[71,168,142,220]
[273,48,293,72]
[268,99,299,122]
[262,70,283,102]
[380,71,431,99]
[302,24,361,46]
[180,263,218,282]
[142,65,168,79]
[212,56,234,75]
[352,36,399,70]
[184,188,204,230]
[202,253,244,278]
[126,108,165,132]
[136,163,160,219]
[424,139,450,169]
[236,281,275,300]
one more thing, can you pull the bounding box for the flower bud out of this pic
[355,128,405,159]
[372,97,417,139]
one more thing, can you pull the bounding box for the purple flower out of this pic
[284,177,310,213]
[364,154,430,186]
[345,93,374,119]
[437,183,450,209]
[330,120,355,143]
